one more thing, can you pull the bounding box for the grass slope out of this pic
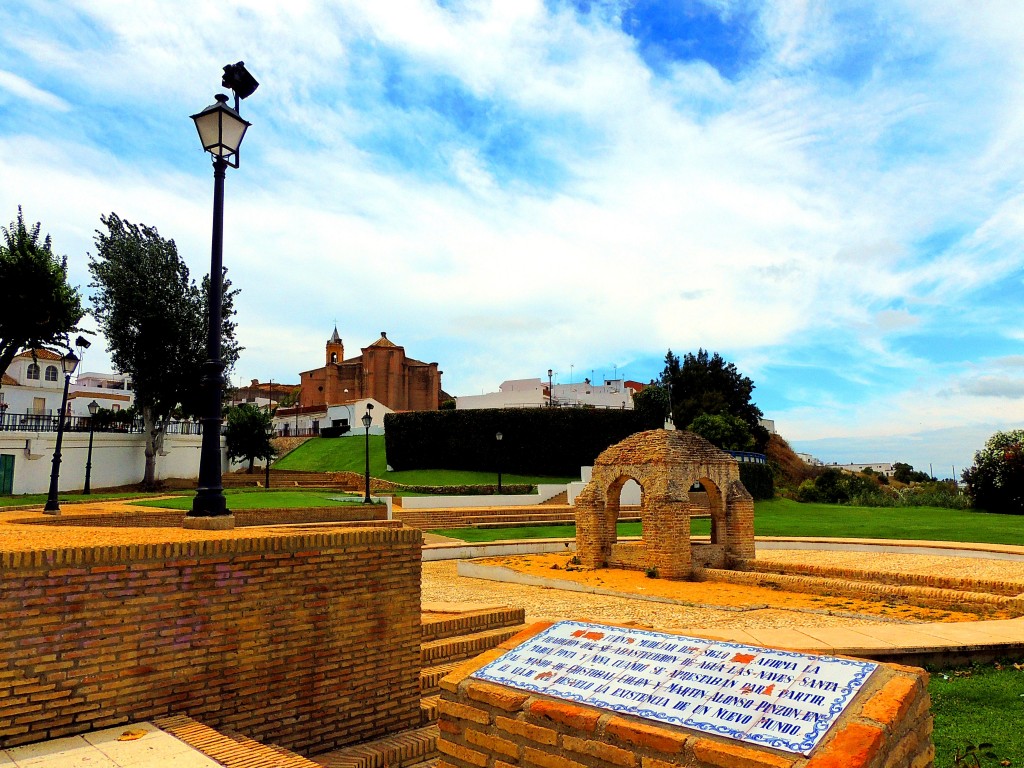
[274,436,576,486]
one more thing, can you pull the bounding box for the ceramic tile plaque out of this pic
[471,620,877,755]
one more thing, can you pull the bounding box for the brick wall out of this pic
[0,527,422,754]
[438,622,934,768]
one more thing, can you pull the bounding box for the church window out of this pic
[27,363,40,380]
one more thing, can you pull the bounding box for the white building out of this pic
[1,351,135,428]
[69,371,134,415]
[273,398,390,437]
[457,377,639,410]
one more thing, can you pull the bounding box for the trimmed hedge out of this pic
[384,408,661,476]
[739,462,774,500]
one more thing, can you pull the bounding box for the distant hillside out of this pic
[765,434,818,490]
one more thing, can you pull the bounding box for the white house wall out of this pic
[0,432,214,495]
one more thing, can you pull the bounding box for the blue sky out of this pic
[1,0,1022,477]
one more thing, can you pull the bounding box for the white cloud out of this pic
[2,0,1024,448]
[0,70,69,110]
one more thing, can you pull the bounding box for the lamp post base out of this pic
[42,505,60,516]
[183,514,236,530]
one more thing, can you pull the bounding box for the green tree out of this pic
[962,430,1024,514]
[660,348,768,450]
[0,208,85,384]
[89,213,240,488]
[225,404,275,473]
[893,462,931,483]
[631,383,670,426]
[687,412,754,451]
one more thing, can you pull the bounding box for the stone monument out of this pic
[574,430,755,579]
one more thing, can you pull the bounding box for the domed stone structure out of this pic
[573,429,754,579]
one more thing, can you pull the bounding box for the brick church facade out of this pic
[298,329,443,412]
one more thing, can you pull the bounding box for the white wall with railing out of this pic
[0,430,218,495]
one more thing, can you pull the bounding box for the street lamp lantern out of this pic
[43,349,80,514]
[186,61,258,530]
[83,400,99,495]
[191,95,251,167]
[362,404,374,504]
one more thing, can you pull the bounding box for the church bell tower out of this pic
[326,326,344,365]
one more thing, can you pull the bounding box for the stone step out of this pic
[420,662,460,696]
[420,695,440,725]
[154,714,322,768]
[311,725,439,768]
[420,625,524,667]
[421,607,526,642]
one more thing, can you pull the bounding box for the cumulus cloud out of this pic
[2,0,1024,458]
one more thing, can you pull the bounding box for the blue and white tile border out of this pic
[471,620,877,756]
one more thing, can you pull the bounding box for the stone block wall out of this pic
[438,623,934,768]
[607,542,651,572]
[0,527,422,753]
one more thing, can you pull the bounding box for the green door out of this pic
[0,454,13,495]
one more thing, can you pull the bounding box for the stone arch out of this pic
[574,429,755,580]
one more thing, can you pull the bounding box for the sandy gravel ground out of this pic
[421,546,1024,631]
[758,549,1024,585]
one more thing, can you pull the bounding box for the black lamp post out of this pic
[495,431,503,493]
[264,421,274,490]
[547,369,553,407]
[186,62,257,527]
[362,404,374,503]
[83,399,99,494]
[43,350,79,514]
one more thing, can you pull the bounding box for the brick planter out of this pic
[438,622,934,768]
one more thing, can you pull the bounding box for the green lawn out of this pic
[0,492,174,509]
[930,661,1024,766]
[275,436,576,487]
[431,498,1024,545]
[134,489,368,511]
[751,498,1024,545]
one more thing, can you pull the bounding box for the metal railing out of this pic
[727,451,767,464]
[0,412,202,435]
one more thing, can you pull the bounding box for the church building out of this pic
[298,329,443,412]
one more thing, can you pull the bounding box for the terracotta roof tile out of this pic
[14,348,63,361]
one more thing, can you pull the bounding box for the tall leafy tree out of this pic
[660,348,768,451]
[89,213,240,487]
[963,429,1024,515]
[225,404,276,473]
[631,382,670,426]
[0,208,85,384]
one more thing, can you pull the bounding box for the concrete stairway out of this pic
[222,469,358,491]
[311,605,527,768]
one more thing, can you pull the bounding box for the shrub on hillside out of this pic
[796,470,968,509]
[738,463,774,500]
